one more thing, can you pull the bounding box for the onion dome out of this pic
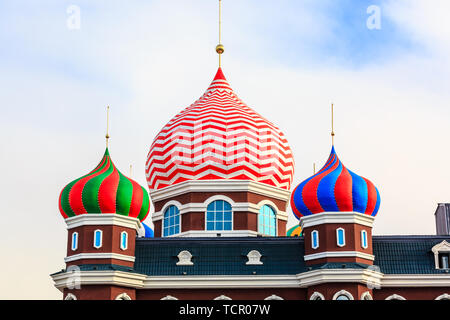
[146,68,295,191]
[286,225,302,237]
[142,223,154,238]
[59,148,150,221]
[291,146,380,219]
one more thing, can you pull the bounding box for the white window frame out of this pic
[361,230,368,249]
[310,292,325,300]
[258,204,277,236]
[120,231,128,251]
[71,232,78,251]
[214,295,232,300]
[163,205,181,237]
[311,230,319,249]
[336,228,346,247]
[435,293,450,300]
[385,294,406,300]
[332,290,354,300]
[93,229,103,249]
[264,295,283,300]
[115,293,131,300]
[161,295,178,300]
[361,291,373,300]
[64,293,77,300]
[205,198,233,232]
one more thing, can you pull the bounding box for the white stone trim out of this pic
[149,180,291,203]
[361,291,373,300]
[381,274,450,287]
[256,199,287,221]
[246,250,263,265]
[153,202,287,222]
[115,293,131,300]
[332,289,354,300]
[300,212,374,229]
[303,251,375,261]
[65,214,141,231]
[64,293,77,300]
[214,295,232,300]
[64,252,135,263]
[431,240,450,269]
[297,268,383,288]
[93,229,103,249]
[385,294,406,300]
[264,294,283,300]
[161,295,178,300]
[336,227,346,247]
[176,250,194,266]
[204,195,236,207]
[166,230,258,238]
[435,293,450,300]
[310,292,325,300]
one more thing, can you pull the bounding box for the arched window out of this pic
[163,205,180,237]
[115,293,132,300]
[93,229,102,249]
[258,205,276,236]
[435,293,450,300]
[311,230,319,249]
[310,292,325,300]
[64,293,77,300]
[206,200,232,231]
[336,228,346,247]
[71,232,78,251]
[214,295,232,300]
[361,292,373,300]
[385,294,406,300]
[332,290,354,300]
[120,231,128,250]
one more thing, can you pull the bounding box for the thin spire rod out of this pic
[331,103,335,146]
[313,163,316,175]
[215,0,225,67]
[130,164,133,177]
[106,106,110,148]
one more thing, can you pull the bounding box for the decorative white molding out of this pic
[303,251,375,261]
[115,293,131,300]
[309,292,325,300]
[332,289,354,300]
[65,214,141,231]
[361,291,373,300]
[149,180,291,203]
[385,294,406,300]
[64,252,135,263]
[300,212,375,229]
[246,250,263,265]
[381,274,450,287]
[431,240,450,269]
[214,295,232,300]
[166,230,259,238]
[297,268,383,288]
[264,294,283,300]
[153,201,287,222]
[176,250,194,266]
[161,295,179,300]
[64,293,77,300]
[336,228,346,247]
[435,293,450,300]
[93,229,103,249]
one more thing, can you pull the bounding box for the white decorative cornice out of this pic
[165,230,259,238]
[65,214,141,231]
[303,251,375,262]
[300,212,375,229]
[297,268,383,288]
[64,252,135,263]
[149,180,291,203]
[381,274,450,287]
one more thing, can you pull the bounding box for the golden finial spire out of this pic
[129,164,133,177]
[215,0,224,67]
[313,163,316,175]
[106,106,110,148]
[331,103,335,146]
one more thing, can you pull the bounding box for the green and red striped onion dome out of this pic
[59,148,150,221]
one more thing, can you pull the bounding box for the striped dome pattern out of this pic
[286,225,302,237]
[291,146,380,219]
[59,148,150,221]
[146,68,295,191]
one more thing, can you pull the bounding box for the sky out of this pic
[0,0,449,299]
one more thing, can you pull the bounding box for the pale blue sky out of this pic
[0,0,449,299]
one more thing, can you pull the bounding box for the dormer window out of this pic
[431,240,450,269]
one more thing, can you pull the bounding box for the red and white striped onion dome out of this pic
[145,68,295,191]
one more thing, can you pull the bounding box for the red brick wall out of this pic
[63,285,136,300]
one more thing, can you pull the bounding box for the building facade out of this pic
[52,65,450,301]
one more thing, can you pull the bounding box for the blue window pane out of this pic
[224,211,232,221]
[215,222,223,231]
[175,225,180,234]
[216,211,223,221]
[207,222,214,230]
[224,222,232,230]
[94,231,101,247]
[224,201,231,211]
[216,200,223,210]
[207,211,214,221]
[163,205,180,236]
[338,229,345,245]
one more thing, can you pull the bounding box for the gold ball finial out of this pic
[216,44,225,54]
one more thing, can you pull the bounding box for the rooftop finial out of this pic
[313,163,316,175]
[331,103,335,146]
[215,0,224,67]
[106,106,110,148]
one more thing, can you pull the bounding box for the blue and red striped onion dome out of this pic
[146,68,295,191]
[59,148,150,221]
[291,146,380,219]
